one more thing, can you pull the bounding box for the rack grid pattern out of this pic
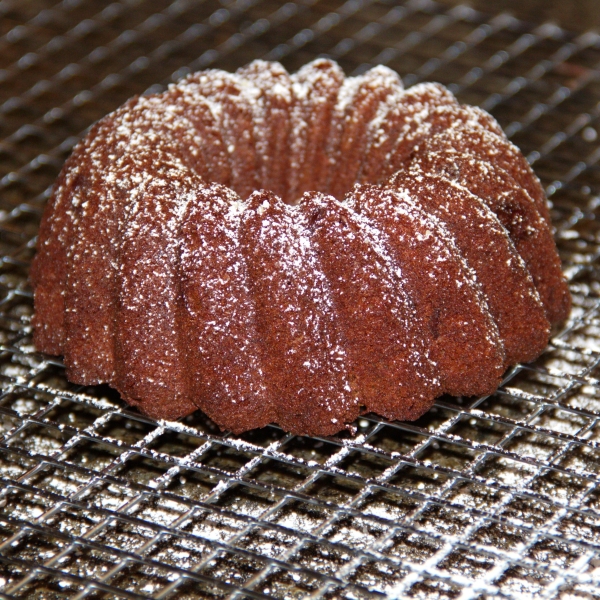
[1,0,600,598]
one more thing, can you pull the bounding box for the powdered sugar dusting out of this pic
[239,191,355,433]
[288,59,344,200]
[326,65,403,197]
[30,58,564,435]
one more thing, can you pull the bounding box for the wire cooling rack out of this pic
[1,0,600,598]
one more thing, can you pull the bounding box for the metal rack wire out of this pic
[1,0,600,597]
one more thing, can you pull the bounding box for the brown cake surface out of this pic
[30,59,571,436]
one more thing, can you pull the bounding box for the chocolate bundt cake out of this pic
[30,59,571,435]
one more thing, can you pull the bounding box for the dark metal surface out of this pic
[1,1,600,598]
[437,0,600,34]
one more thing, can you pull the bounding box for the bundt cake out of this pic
[30,59,571,436]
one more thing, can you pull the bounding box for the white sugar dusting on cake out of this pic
[29,58,569,436]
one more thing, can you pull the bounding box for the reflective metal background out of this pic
[1,1,600,597]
